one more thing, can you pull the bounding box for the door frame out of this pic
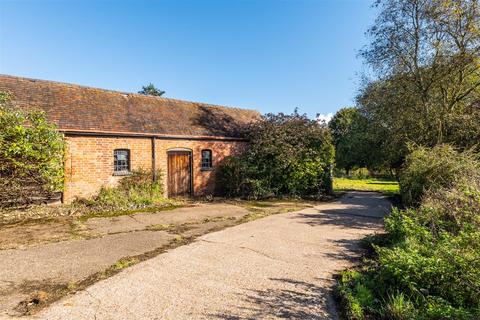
[166,148,193,197]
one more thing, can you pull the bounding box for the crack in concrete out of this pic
[199,239,284,263]
[198,239,221,244]
[237,246,285,262]
[127,215,144,225]
[198,239,286,263]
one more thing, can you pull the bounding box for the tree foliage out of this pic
[0,92,66,208]
[216,110,334,198]
[358,0,480,168]
[329,107,377,173]
[138,83,165,97]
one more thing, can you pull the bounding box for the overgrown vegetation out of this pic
[74,169,177,216]
[337,146,480,320]
[0,92,66,208]
[399,145,480,207]
[0,169,179,225]
[216,110,334,199]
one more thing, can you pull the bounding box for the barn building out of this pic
[0,75,260,203]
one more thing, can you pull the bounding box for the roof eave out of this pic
[60,128,248,142]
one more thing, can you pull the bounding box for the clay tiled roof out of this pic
[0,74,261,139]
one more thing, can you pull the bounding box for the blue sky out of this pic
[0,0,376,119]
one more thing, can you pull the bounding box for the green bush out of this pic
[215,156,271,199]
[0,92,66,208]
[216,110,334,199]
[400,144,480,206]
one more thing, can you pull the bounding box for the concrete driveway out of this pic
[34,191,391,320]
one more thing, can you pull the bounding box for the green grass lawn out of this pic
[333,177,400,195]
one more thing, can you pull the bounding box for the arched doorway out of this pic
[167,149,192,197]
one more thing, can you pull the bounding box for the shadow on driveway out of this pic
[209,193,390,319]
[293,210,384,230]
[209,278,336,320]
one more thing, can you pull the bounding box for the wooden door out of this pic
[167,151,192,197]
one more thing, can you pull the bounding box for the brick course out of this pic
[64,135,247,203]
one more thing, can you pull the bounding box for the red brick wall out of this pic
[63,135,247,203]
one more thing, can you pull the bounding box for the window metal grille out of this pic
[114,149,130,174]
[201,149,213,169]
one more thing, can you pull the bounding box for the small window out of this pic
[201,149,213,169]
[114,149,130,174]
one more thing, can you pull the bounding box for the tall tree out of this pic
[138,83,165,97]
[329,107,381,174]
[358,0,480,167]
